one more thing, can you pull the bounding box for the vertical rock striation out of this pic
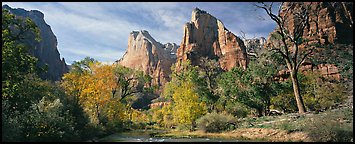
[176,8,248,71]
[116,30,178,86]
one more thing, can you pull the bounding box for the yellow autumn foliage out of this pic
[172,81,207,126]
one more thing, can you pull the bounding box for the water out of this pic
[98,129,243,142]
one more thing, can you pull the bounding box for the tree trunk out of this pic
[95,103,101,125]
[257,108,263,117]
[290,70,306,113]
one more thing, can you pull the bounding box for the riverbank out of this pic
[154,107,353,142]
[96,107,352,142]
[156,128,309,142]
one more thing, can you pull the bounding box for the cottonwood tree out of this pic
[198,57,223,112]
[255,2,314,113]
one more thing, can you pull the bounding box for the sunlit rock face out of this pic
[3,5,69,81]
[176,8,248,71]
[117,30,178,87]
[266,2,352,81]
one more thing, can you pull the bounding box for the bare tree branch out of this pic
[296,48,314,71]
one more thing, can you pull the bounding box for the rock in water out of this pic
[176,7,248,71]
[3,5,69,81]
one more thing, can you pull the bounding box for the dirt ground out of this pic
[163,128,311,142]
[228,128,311,142]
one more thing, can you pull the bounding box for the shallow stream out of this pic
[99,129,244,142]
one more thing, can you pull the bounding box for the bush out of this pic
[161,104,174,128]
[302,114,353,142]
[271,72,348,113]
[196,112,236,133]
[224,101,250,118]
[104,120,124,134]
[2,101,24,141]
[81,124,106,141]
[301,72,347,111]
[22,97,79,141]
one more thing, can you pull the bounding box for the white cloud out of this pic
[3,2,276,64]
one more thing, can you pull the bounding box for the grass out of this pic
[154,107,353,142]
[154,130,252,141]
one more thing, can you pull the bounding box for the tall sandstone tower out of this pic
[176,8,248,71]
[117,30,178,87]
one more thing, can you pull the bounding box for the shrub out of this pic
[271,72,348,113]
[301,72,347,111]
[22,97,78,141]
[196,112,236,133]
[104,120,124,134]
[302,114,353,142]
[161,104,175,128]
[81,124,106,141]
[224,101,250,118]
[274,120,301,133]
[2,101,24,141]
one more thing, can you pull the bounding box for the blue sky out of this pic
[3,2,277,65]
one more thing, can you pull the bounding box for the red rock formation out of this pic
[267,2,352,81]
[317,64,341,80]
[117,30,177,87]
[276,63,341,81]
[176,8,248,71]
[267,2,353,48]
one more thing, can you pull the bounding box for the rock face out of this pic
[176,8,248,71]
[277,62,341,81]
[117,30,178,86]
[3,5,69,81]
[267,2,352,81]
[301,2,353,45]
[163,43,179,59]
[243,37,266,56]
[267,2,353,47]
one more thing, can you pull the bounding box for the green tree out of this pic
[2,9,40,112]
[255,2,314,113]
[271,72,347,112]
[198,57,223,112]
[218,50,281,116]
[21,97,78,142]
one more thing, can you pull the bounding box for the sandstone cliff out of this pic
[117,30,178,86]
[176,8,248,71]
[266,2,353,80]
[3,5,69,81]
[267,2,352,48]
